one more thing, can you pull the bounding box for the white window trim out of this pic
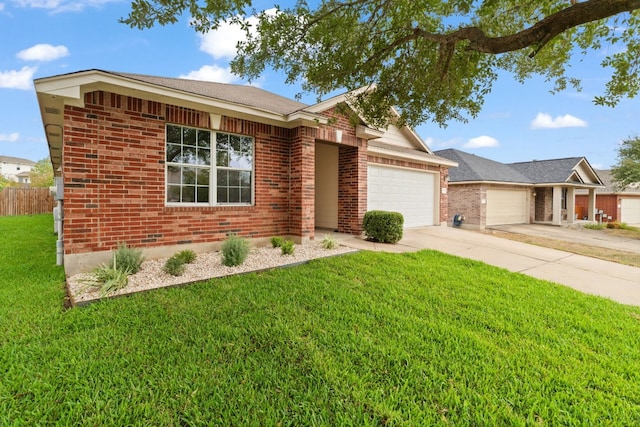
[165,124,255,207]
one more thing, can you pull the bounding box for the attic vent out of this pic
[48,132,61,137]
[45,107,61,115]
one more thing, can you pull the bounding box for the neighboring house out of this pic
[35,69,456,274]
[434,149,603,230]
[576,170,640,225]
[0,155,35,184]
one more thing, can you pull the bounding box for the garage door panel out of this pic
[367,165,435,228]
[621,198,640,224]
[486,189,528,226]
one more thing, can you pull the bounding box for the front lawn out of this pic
[2,215,640,425]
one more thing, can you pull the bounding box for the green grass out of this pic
[2,215,640,425]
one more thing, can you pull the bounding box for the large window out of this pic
[166,124,253,205]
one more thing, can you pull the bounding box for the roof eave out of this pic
[368,145,457,167]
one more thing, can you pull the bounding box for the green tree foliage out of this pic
[30,158,54,188]
[0,175,12,190]
[611,135,640,191]
[123,0,640,128]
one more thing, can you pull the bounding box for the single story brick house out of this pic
[35,70,456,274]
[576,170,640,225]
[434,149,603,229]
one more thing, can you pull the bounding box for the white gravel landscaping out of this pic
[67,241,357,305]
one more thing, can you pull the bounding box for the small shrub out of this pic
[222,234,250,266]
[281,239,295,255]
[164,255,186,276]
[114,242,144,274]
[270,236,285,248]
[584,223,605,230]
[322,234,338,249]
[363,210,404,244]
[606,221,621,229]
[93,256,129,296]
[175,249,197,264]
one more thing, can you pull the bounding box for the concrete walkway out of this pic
[334,227,640,307]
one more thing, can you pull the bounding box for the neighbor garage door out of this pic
[621,198,640,225]
[367,165,435,227]
[486,189,528,226]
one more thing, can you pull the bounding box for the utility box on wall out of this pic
[55,176,63,200]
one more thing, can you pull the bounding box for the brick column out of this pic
[289,127,316,242]
[338,143,367,234]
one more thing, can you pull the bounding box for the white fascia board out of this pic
[368,145,457,167]
[449,181,533,187]
[356,125,385,140]
[35,70,325,128]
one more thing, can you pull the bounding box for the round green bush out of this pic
[362,210,404,244]
[222,234,250,266]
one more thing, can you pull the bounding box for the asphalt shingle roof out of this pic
[576,170,640,194]
[434,149,533,183]
[110,71,309,115]
[509,157,585,184]
[434,149,593,185]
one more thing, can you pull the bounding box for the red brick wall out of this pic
[576,194,619,222]
[447,184,484,227]
[62,91,296,255]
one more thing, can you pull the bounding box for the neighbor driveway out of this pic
[337,226,640,307]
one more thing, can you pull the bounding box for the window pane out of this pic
[216,133,230,150]
[183,128,197,146]
[240,188,251,203]
[240,171,251,187]
[198,131,210,148]
[229,188,240,203]
[197,187,209,203]
[217,187,228,203]
[182,186,195,203]
[182,146,197,164]
[216,150,229,167]
[167,125,181,143]
[240,136,252,153]
[167,185,181,202]
[197,168,209,186]
[217,169,228,186]
[229,153,251,169]
[167,166,181,184]
[230,135,241,152]
[183,167,196,185]
[229,170,240,186]
[166,144,181,163]
[197,147,210,165]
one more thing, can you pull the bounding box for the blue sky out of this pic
[1,0,638,169]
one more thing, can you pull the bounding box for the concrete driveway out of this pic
[337,226,640,307]
[488,223,640,254]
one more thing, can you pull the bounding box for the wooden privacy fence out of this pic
[0,187,54,216]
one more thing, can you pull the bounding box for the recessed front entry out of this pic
[315,143,339,230]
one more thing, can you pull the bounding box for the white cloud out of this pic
[179,65,238,83]
[530,113,588,129]
[0,132,19,142]
[0,66,37,90]
[0,4,5,11]
[198,8,278,60]
[464,135,500,148]
[17,44,69,62]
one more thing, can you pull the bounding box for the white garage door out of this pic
[367,165,435,227]
[486,189,528,226]
[621,198,640,225]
